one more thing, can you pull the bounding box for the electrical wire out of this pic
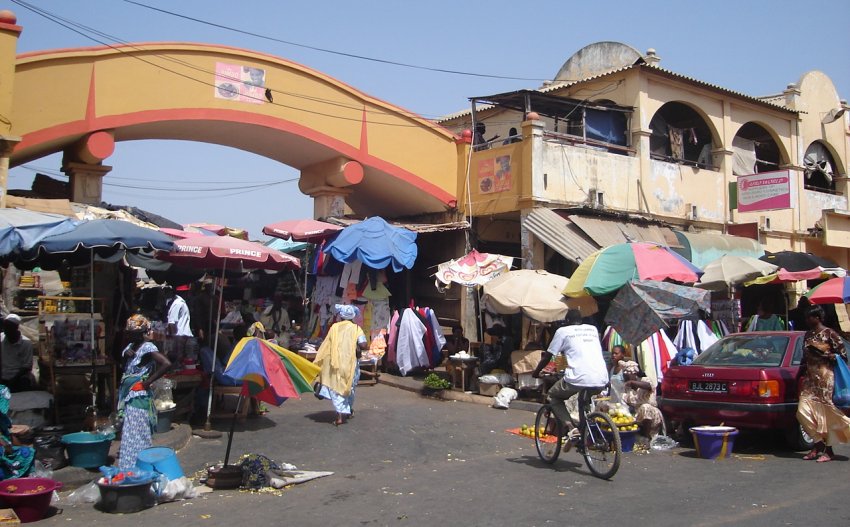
[17,163,293,185]
[10,0,454,130]
[121,0,553,83]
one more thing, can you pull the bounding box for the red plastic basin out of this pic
[0,477,62,523]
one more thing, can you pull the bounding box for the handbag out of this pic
[312,381,326,400]
[833,355,850,408]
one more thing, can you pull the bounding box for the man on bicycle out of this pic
[531,309,608,433]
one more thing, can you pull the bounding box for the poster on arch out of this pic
[214,62,266,104]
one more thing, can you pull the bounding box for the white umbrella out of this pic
[697,255,778,291]
[481,269,598,323]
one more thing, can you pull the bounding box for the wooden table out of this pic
[448,356,480,392]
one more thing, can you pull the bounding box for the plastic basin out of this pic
[0,477,62,523]
[601,429,637,452]
[96,480,156,514]
[61,432,114,468]
[690,426,738,459]
[155,410,175,434]
[135,446,184,481]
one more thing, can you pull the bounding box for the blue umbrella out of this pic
[323,217,417,272]
[0,209,78,261]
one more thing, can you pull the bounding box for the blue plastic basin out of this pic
[61,432,114,468]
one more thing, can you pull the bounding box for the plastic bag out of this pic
[65,481,101,505]
[492,387,517,409]
[158,476,197,502]
[30,460,52,480]
[650,435,679,451]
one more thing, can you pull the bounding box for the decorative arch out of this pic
[730,121,790,175]
[648,101,718,169]
[10,42,460,217]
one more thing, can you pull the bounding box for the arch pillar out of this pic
[0,137,20,208]
[62,161,111,204]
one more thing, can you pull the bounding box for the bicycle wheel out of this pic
[534,405,563,464]
[582,411,621,479]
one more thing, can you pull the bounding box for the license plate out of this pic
[689,381,728,393]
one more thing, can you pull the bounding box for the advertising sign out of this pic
[214,62,266,104]
[736,170,792,212]
[478,155,512,194]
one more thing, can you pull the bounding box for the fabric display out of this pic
[387,306,445,376]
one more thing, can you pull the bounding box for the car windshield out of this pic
[693,335,789,367]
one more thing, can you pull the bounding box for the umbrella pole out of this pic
[476,286,484,343]
[223,394,243,467]
[204,260,227,431]
[90,251,96,408]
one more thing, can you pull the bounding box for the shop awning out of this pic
[524,208,598,263]
[673,230,764,269]
[566,214,681,248]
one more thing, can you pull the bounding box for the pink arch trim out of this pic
[14,108,455,205]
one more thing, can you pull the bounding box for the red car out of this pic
[660,331,850,450]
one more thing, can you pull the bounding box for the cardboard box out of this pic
[0,509,20,525]
[478,382,502,397]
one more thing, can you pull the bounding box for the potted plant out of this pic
[422,373,451,396]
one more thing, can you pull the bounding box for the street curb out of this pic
[379,377,540,413]
[51,423,193,491]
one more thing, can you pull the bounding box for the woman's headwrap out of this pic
[619,360,640,375]
[335,304,360,321]
[125,314,151,333]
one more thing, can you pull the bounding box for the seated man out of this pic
[532,309,608,431]
[1,315,34,393]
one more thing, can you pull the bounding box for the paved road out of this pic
[40,384,849,526]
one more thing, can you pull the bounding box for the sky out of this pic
[6,0,850,240]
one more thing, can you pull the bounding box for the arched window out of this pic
[649,102,715,169]
[803,141,837,193]
[731,122,782,176]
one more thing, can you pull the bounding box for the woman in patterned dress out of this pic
[620,360,664,438]
[117,314,171,470]
[796,305,850,463]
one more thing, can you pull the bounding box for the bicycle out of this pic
[533,382,622,480]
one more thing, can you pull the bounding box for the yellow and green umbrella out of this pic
[225,337,320,406]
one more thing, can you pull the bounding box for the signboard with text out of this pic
[736,170,792,213]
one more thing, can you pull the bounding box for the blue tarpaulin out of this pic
[323,217,417,272]
[0,208,78,260]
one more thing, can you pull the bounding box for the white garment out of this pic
[547,324,608,388]
[396,309,428,376]
[167,296,193,337]
[674,320,697,352]
[696,320,719,352]
[338,261,362,292]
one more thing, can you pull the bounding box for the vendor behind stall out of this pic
[164,285,193,363]
[0,314,34,393]
[619,360,663,438]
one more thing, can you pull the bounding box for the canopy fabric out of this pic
[74,204,160,230]
[0,208,78,259]
[265,237,311,254]
[697,255,778,291]
[225,337,320,406]
[159,227,212,239]
[185,223,249,240]
[605,280,711,346]
[753,251,846,282]
[160,235,301,271]
[481,269,598,322]
[323,216,417,272]
[564,242,703,298]
[262,219,342,243]
[805,277,850,305]
[434,249,513,287]
[672,231,764,269]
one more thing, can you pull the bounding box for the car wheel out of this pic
[785,423,815,451]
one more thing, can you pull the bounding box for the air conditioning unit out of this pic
[685,203,697,220]
[588,188,604,208]
[759,215,772,232]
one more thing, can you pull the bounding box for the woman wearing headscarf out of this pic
[797,305,850,463]
[117,314,171,470]
[314,304,368,426]
[0,384,34,479]
[620,360,664,438]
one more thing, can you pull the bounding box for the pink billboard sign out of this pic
[737,170,792,212]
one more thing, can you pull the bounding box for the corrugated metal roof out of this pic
[567,214,682,248]
[437,63,795,123]
[326,217,470,234]
[524,208,598,263]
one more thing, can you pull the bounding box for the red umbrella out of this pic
[262,219,342,243]
[159,227,208,239]
[158,236,300,430]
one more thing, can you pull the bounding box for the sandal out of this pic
[803,449,821,460]
[816,453,833,463]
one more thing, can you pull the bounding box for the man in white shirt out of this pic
[1,314,34,392]
[532,309,608,429]
[165,286,193,362]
